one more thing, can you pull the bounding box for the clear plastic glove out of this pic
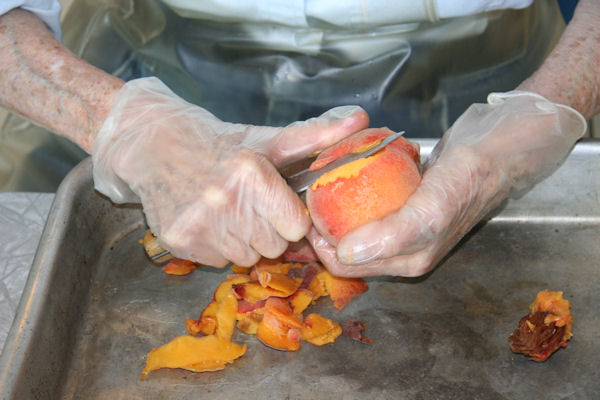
[308,91,587,277]
[92,77,368,267]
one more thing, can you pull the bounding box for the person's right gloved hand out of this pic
[92,77,369,267]
[308,91,587,277]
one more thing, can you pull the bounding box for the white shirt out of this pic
[0,0,533,47]
[1,0,61,39]
[163,0,533,27]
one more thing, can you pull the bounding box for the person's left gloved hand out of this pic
[92,77,369,267]
[308,91,586,277]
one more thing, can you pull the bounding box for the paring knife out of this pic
[150,130,405,261]
[284,130,405,193]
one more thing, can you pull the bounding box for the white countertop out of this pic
[0,192,55,353]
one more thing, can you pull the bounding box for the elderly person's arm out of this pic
[0,8,124,152]
[517,0,600,119]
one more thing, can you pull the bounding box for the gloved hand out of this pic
[92,77,368,267]
[308,91,587,277]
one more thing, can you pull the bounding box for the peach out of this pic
[233,281,293,302]
[235,300,266,334]
[306,128,421,245]
[215,294,238,340]
[307,268,329,301]
[230,264,252,275]
[185,314,217,336]
[250,259,301,280]
[161,258,197,275]
[141,335,246,379]
[186,276,249,337]
[322,271,369,310]
[143,258,371,379]
[288,289,314,314]
[236,311,264,334]
[256,271,303,293]
[256,297,302,351]
[300,313,342,346]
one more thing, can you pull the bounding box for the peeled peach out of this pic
[233,281,292,302]
[256,298,302,351]
[250,259,301,280]
[141,335,246,379]
[301,313,342,346]
[288,289,314,314]
[236,299,266,334]
[230,264,252,275]
[161,258,197,275]
[186,276,249,337]
[306,128,421,245]
[257,271,302,293]
[236,311,264,334]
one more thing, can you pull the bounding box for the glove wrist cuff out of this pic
[487,90,588,140]
[91,77,174,204]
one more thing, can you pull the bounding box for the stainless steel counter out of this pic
[0,193,54,352]
[1,141,599,399]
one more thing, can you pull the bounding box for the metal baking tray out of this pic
[1,140,599,399]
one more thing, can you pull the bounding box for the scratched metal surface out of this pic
[1,140,599,400]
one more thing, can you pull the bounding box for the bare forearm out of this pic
[518,0,600,120]
[0,9,124,152]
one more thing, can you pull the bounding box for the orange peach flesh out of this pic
[161,259,197,275]
[323,273,369,310]
[141,335,246,379]
[309,137,384,171]
[301,313,342,346]
[310,153,382,190]
[142,258,369,379]
[256,298,302,351]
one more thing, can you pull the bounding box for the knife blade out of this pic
[284,130,405,193]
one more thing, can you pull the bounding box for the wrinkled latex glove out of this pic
[308,91,587,277]
[92,77,368,267]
